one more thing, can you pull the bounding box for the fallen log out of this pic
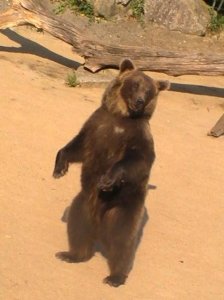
[208,114,224,137]
[1,0,224,75]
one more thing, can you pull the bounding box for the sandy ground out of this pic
[0,27,224,300]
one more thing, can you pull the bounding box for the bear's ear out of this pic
[157,80,170,91]
[119,58,135,74]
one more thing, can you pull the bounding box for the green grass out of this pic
[65,72,79,87]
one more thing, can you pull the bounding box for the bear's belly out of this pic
[81,133,126,192]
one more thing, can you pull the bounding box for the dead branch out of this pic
[208,114,224,137]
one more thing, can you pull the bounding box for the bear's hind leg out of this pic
[103,239,136,287]
[101,207,141,287]
[56,192,95,263]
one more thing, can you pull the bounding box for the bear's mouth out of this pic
[128,106,144,117]
[129,103,145,114]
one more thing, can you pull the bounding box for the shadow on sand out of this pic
[1,29,224,99]
[0,28,81,69]
[170,82,224,98]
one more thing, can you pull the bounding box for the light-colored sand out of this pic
[0,27,224,300]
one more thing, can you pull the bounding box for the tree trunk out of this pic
[1,0,224,75]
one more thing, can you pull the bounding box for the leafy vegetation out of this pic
[54,0,94,18]
[130,0,144,21]
[204,1,224,32]
[209,11,224,31]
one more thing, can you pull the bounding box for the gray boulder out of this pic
[90,0,131,19]
[116,0,131,5]
[144,0,211,35]
[0,0,11,12]
[91,0,117,18]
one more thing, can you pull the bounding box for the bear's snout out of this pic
[136,97,144,106]
[132,97,145,111]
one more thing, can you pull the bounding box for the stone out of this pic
[91,0,117,19]
[0,0,11,12]
[116,0,131,5]
[144,0,211,36]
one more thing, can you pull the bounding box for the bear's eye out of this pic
[132,82,139,90]
[146,89,154,99]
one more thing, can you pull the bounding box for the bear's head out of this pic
[102,59,170,119]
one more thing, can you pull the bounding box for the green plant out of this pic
[130,0,144,21]
[70,0,94,17]
[66,72,79,87]
[54,0,94,18]
[208,8,224,31]
[54,1,67,14]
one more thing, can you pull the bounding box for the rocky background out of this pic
[2,0,222,37]
[89,0,211,35]
[0,0,11,11]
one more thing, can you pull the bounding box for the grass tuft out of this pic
[65,72,79,87]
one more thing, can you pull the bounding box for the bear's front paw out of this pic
[98,176,116,192]
[98,169,125,192]
[53,150,68,178]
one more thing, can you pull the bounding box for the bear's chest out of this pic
[92,123,127,162]
[82,123,127,188]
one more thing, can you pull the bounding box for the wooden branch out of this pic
[1,0,224,75]
[208,114,224,137]
[0,0,83,48]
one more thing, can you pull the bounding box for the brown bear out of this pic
[53,59,170,287]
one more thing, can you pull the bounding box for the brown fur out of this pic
[53,59,170,287]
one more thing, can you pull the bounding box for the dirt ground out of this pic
[0,26,224,300]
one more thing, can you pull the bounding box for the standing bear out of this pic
[53,59,170,287]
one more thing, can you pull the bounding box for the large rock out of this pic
[90,0,131,19]
[116,0,131,5]
[90,0,117,18]
[144,0,211,35]
[0,0,11,12]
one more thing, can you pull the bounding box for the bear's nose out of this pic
[136,98,144,106]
